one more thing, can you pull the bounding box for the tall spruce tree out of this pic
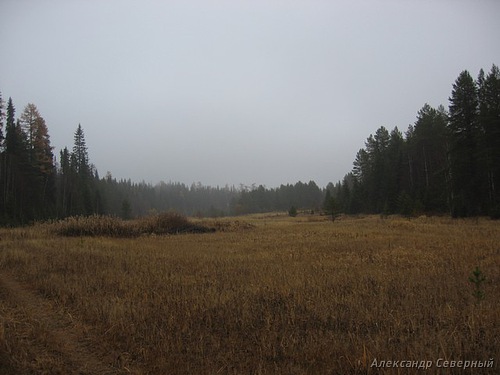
[0,92,4,147]
[448,70,481,216]
[407,104,449,212]
[4,98,17,156]
[3,98,17,221]
[72,124,89,176]
[477,65,500,217]
[0,93,4,221]
[69,124,93,215]
[351,148,370,212]
[386,127,406,214]
[33,114,55,216]
[364,126,390,212]
[3,99,34,222]
[57,147,72,217]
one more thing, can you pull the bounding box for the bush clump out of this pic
[137,212,215,235]
[53,215,137,237]
[54,212,214,237]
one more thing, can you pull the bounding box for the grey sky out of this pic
[1,0,499,188]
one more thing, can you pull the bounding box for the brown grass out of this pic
[0,214,499,374]
[51,212,214,237]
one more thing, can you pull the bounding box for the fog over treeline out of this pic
[0,65,499,224]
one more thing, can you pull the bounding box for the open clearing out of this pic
[0,214,499,374]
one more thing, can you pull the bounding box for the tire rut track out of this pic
[0,271,138,374]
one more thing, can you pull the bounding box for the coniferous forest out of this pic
[0,65,499,225]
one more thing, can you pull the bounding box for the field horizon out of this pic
[0,213,498,374]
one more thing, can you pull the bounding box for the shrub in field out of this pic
[53,213,213,237]
[138,212,215,235]
[53,215,137,237]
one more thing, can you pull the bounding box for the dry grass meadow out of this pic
[0,214,498,374]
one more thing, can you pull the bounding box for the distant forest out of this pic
[0,65,499,224]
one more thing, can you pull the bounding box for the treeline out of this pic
[96,179,239,219]
[232,181,324,215]
[0,94,322,223]
[1,65,498,223]
[0,97,242,224]
[327,65,500,218]
[0,97,323,222]
[0,100,56,224]
[228,65,500,218]
[59,129,243,219]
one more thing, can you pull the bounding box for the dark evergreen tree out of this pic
[57,147,72,217]
[329,174,353,214]
[323,189,340,221]
[477,65,500,217]
[69,124,93,215]
[0,92,4,147]
[0,92,5,221]
[406,104,449,212]
[121,198,132,220]
[351,126,393,213]
[385,127,406,214]
[3,99,19,221]
[4,98,17,157]
[447,70,481,216]
[3,99,33,223]
[72,124,90,176]
[351,148,369,212]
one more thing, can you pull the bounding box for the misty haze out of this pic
[0,1,499,374]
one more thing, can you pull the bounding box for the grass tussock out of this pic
[52,212,215,237]
[0,214,498,374]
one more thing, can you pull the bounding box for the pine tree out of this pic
[0,91,4,147]
[352,148,370,212]
[448,70,481,216]
[0,94,6,221]
[323,189,340,221]
[5,98,17,156]
[360,126,390,213]
[407,104,449,212]
[34,116,55,216]
[57,147,72,217]
[0,93,5,220]
[477,65,500,217]
[385,127,406,214]
[3,99,18,221]
[3,100,34,223]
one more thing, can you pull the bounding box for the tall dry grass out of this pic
[0,214,498,374]
[50,212,214,237]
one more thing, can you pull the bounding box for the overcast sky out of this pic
[1,0,499,188]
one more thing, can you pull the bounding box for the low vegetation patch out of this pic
[136,212,215,235]
[52,212,214,237]
[204,219,256,232]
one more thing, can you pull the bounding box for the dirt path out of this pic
[0,272,138,374]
